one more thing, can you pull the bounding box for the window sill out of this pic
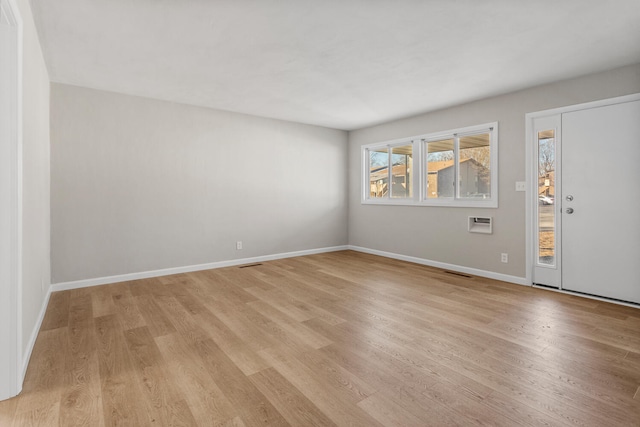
[361,198,498,208]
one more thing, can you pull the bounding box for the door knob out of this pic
[566,208,574,214]
[566,195,573,201]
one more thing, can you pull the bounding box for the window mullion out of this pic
[387,146,392,199]
[454,134,459,200]
[420,139,426,201]
[414,139,421,201]
[365,148,371,200]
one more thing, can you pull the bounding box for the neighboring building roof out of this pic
[427,158,481,173]
[370,164,408,181]
[370,158,485,182]
[426,160,453,172]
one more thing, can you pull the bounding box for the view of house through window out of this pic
[391,145,412,198]
[363,123,497,207]
[369,147,389,198]
[426,131,492,200]
[458,133,491,199]
[426,138,454,198]
[368,145,413,199]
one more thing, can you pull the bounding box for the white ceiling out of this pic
[31,0,640,130]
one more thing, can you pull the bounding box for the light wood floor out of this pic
[1,251,639,426]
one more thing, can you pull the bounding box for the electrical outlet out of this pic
[515,181,526,192]
[501,253,508,263]
[236,241,243,250]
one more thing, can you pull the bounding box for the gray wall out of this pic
[51,84,348,283]
[348,64,640,278]
[51,64,640,285]
[18,0,50,360]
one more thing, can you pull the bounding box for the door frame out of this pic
[0,0,22,401]
[525,93,640,301]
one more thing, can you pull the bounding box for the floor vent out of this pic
[444,270,472,278]
[239,263,263,269]
[532,283,558,289]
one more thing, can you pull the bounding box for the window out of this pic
[362,123,498,207]
[367,141,413,200]
[537,129,556,266]
[426,138,454,199]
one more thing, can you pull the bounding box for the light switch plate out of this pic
[515,181,526,192]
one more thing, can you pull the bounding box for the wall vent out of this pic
[468,216,492,234]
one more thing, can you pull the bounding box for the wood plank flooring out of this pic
[1,250,640,426]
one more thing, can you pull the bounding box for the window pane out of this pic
[537,130,556,265]
[369,147,389,198]
[458,133,491,199]
[391,145,412,198]
[426,139,454,198]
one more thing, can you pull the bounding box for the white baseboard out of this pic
[51,244,528,292]
[348,245,529,286]
[21,285,52,382]
[51,245,349,292]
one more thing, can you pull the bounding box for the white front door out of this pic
[561,100,640,304]
[530,97,640,305]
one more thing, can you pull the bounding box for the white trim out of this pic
[531,285,640,310]
[348,245,529,286]
[0,0,23,401]
[21,286,51,381]
[14,0,23,394]
[363,137,418,202]
[526,93,640,119]
[51,246,349,291]
[525,115,532,287]
[360,198,497,208]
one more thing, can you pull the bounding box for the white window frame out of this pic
[362,122,498,208]
[362,136,418,205]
